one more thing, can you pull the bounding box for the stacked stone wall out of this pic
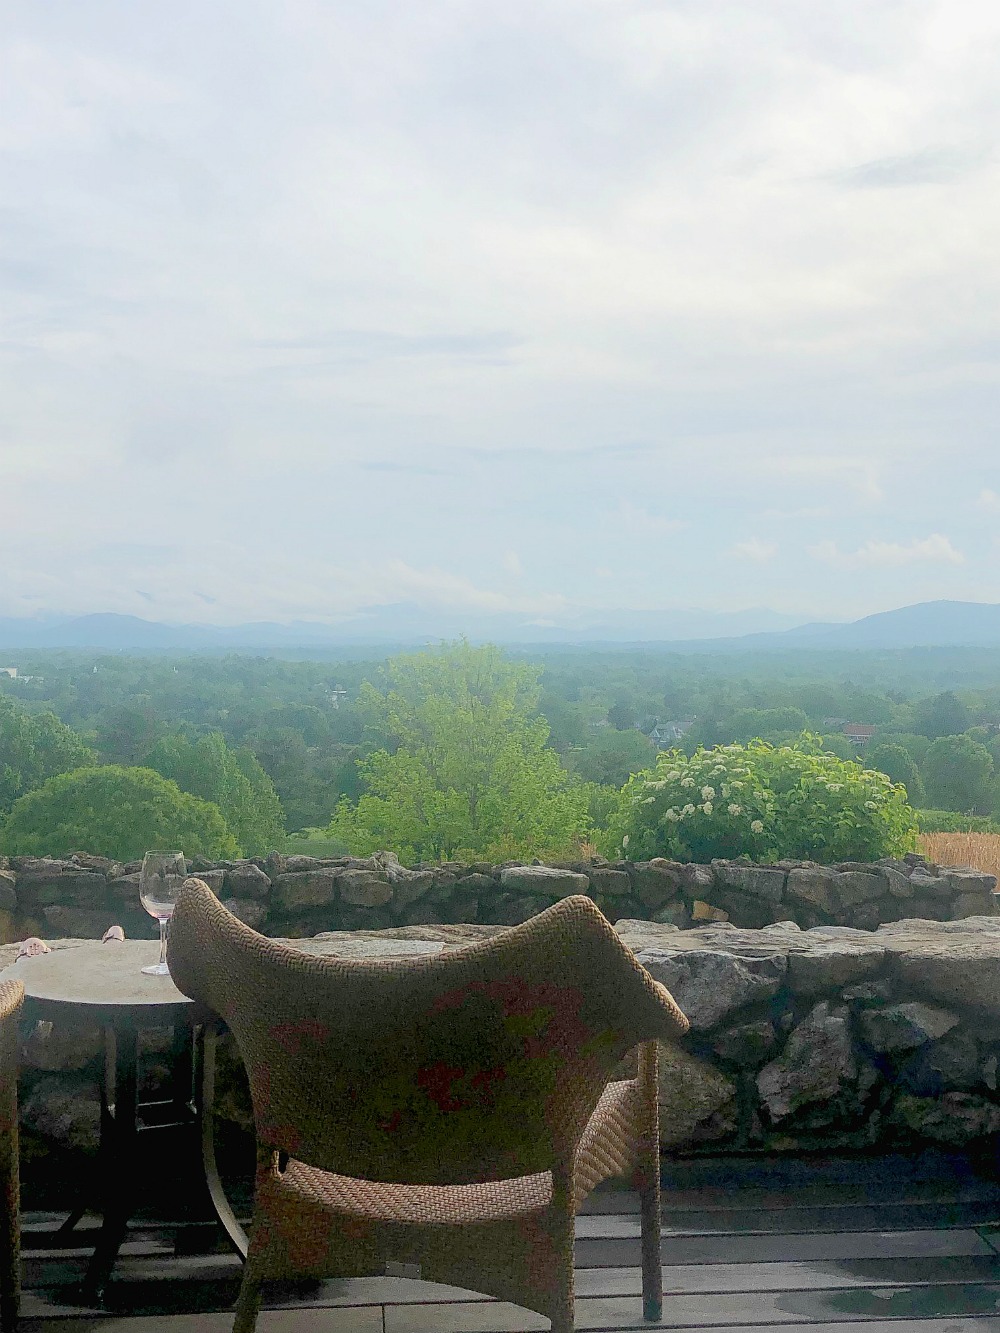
[0,848,995,946]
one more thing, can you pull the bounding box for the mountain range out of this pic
[3,599,1000,653]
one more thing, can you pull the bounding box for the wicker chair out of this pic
[1,979,24,1333]
[168,882,689,1333]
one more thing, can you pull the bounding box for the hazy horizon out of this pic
[4,3,1000,630]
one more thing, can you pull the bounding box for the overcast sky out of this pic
[3,0,1000,630]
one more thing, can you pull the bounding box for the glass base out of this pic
[141,961,170,976]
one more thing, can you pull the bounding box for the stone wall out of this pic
[1,848,996,946]
[10,912,1000,1192]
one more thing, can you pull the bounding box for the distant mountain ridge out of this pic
[0,599,999,652]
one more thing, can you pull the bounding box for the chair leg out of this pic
[1,1212,18,1333]
[232,1275,262,1333]
[639,1175,661,1322]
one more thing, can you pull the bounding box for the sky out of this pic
[3,0,1000,632]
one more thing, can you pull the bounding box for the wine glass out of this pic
[139,851,186,976]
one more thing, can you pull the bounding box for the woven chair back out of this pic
[169,884,681,1185]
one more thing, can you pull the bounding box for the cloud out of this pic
[502,550,524,576]
[731,538,778,563]
[975,488,1000,512]
[809,534,966,569]
[762,457,883,504]
[835,145,989,190]
[609,502,687,537]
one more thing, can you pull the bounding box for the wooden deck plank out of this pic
[578,1201,1000,1238]
[19,1314,383,1332]
[579,1228,996,1266]
[583,1181,1000,1214]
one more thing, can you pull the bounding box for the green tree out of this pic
[922,734,994,813]
[571,727,657,789]
[866,742,926,805]
[606,700,636,731]
[0,695,97,812]
[0,766,239,861]
[328,643,588,861]
[145,731,285,855]
[915,691,970,740]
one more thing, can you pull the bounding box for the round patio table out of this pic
[6,940,247,1301]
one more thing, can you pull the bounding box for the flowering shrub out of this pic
[600,737,918,864]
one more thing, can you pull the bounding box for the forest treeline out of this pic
[3,643,1000,860]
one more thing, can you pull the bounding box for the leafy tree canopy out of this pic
[865,742,926,806]
[145,731,286,855]
[922,734,994,814]
[329,642,588,861]
[0,765,239,862]
[570,726,657,789]
[0,695,97,813]
[915,691,971,740]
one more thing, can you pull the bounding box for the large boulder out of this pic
[756,1001,857,1121]
[271,869,343,911]
[859,1002,959,1054]
[878,917,1000,1017]
[888,1092,1000,1146]
[636,948,786,1031]
[712,862,786,903]
[654,1043,739,1147]
[223,864,272,901]
[498,866,589,897]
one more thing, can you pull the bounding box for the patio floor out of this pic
[18,1148,1000,1333]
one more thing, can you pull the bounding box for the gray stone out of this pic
[712,862,786,903]
[21,1019,103,1072]
[786,868,838,915]
[713,1019,778,1067]
[842,978,893,1004]
[17,869,108,908]
[954,893,997,919]
[588,868,631,896]
[902,1031,980,1095]
[944,868,997,896]
[0,870,15,913]
[889,1092,1000,1145]
[785,935,887,995]
[882,867,914,899]
[193,869,226,895]
[655,1042,739,1147]
[221,898,268,930]
[878,917,1000,1017]
[21,1075,102,1154]
[859,1002,959,1053]
[384,864,437,908]
[677,863,714,896]
[651,899,689,929]
[338,870,393,908]
[833,871,885,907]
[908,872,953,898]
[631,859,684,909]
[41,905,118,938]
[756,1001,857,1121]
[271,869,342,911]
[635,948,786,1031]
[223,864,272,901]
[491,893,551,925]
[498,866,589,897]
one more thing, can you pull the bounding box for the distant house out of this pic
[649,718,695,748]
[842,723,876,748]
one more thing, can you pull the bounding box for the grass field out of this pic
[919,831,1000,879]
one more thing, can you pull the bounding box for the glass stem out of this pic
[158,917,168,968]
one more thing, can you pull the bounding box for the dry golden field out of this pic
[919,831,1000,879]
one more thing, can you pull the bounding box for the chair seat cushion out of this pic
[276,1158,554,1225]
